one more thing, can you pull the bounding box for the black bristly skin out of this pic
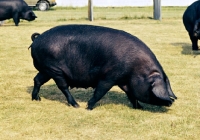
[30,24,177,110]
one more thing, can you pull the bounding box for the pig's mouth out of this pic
[165,96,176,107]
[28,19,35,21]
[155,94,176,107]
[166,98,173,107]
[148,93,176,107]
[28,17,37,21]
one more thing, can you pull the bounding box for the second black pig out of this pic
[183,0,200,50]
[0,0,37,26]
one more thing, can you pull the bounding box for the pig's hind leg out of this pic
[32,72,51,101]
[189,33,199,50]
[52,76,80,108]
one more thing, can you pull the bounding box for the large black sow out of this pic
[0,0,36,26]
[29,25,177,110]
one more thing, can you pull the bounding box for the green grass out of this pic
[0,7,200,140]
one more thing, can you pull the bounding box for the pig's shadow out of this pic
[171,42,200,56]
[27,84,169,113]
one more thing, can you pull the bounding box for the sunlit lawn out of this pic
[0,7,199,140]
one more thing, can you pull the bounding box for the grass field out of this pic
[0,7,200,140]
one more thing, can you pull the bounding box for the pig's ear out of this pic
[165,77,177,99]
[151,77,171,101]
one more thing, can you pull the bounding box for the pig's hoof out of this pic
[72,103,80,108]
[86,106,93,110]
[32,96,41,101]
[133,103,143,109]
[137,105,143,109]
[192,46,199,50]
[137,103,143,109]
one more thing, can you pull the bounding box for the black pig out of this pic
[29,25,177,110]
[0,0,37,26]
[183,0,200,50]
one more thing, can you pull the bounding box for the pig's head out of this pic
[148,73,177,106]
[21,10,37,21]
[132,72,177,107]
